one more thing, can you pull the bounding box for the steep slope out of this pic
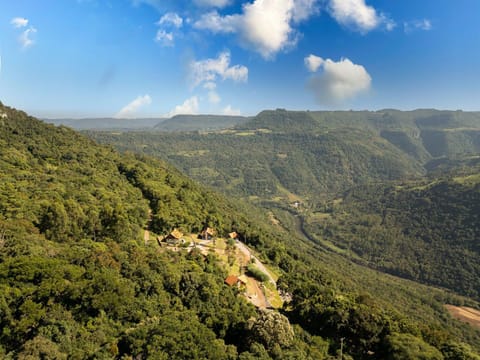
[89,109,480,205]
[304,166,480,300]
[1,103,480,359]
[89,125,424,201]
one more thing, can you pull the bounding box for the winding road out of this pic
[236,241,276,287]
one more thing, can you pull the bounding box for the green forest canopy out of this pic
[1,103,480,359]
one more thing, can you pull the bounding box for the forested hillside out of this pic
[305,167,480,300]
[89,125,423,200]
[2,103,480,359]
[89,109,480,203]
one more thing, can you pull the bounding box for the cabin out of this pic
[225,275,239,287]
[164,229,184,245]
[228,231,238,240]
[200,227,215,240]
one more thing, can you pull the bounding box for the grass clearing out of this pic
[453,173,480,185]
[445,305,480,329]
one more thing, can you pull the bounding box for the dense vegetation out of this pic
[2,103,480,358]
[89,109,480,300]
[88,126,423,199]
[304,168,480,300]
[90,109,480,201]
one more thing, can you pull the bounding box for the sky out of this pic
[0,0,479,118]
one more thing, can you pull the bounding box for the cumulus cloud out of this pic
[194,0,319,59]
[292,0,320,22]
[11,17,29,28]
[11,17,37,49]
[223,104,241,115]
[328,0,394,33]
[189,51,248,89]
[203,81,217,90]
[304,54,324,72]
[115,94,152,118]
[208,91,221,104]
[305,55,371,105]
[157,12,183,28]
[154,12,183,46]
[240,0,298,58]
[404,19,432,33]
[166,96,199,117]
[194,0,231,8]
[19,27,37,49]
[194,11,238,33]
[155,30,174,46]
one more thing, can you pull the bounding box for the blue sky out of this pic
[0,0,479,118]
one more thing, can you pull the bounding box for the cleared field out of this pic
[445,305,480,328]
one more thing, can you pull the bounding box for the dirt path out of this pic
[245,277,269,309]
[445,305,480,328]
[236,241,276,286]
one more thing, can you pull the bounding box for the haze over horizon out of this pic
[1,0,479,118]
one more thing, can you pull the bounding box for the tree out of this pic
[248,310,294,351]
[385,333,444,360]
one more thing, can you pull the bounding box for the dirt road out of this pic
[236,241,276,286]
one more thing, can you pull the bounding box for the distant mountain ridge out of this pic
[45,117,164,130]
[46,114,249,131]
[154,114,250,132]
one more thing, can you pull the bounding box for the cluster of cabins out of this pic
[159,227,239,246]
[158,227,246,289]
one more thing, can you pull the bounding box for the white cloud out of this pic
[115,94,152,118]
[223,105,241,116]
[328,0,393,33]
[166,96,199,117]
[157,12,183,28]
[306,55,371,104]
[292,0,320,22]
[11,17,37,49]
[194,11,238,33]
[11,17,29,28]
[239,0,297,59]
[203,81,217,90]
[194,0,231,8]
[154,12,183,46]
[19,27,37,49]
[208,91,221,104]
[404,19,432,33]
[189,51,248,89]
[155,30,174,46]
[194,0,319,59]
[304,54,324,72]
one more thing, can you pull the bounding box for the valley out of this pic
[3,0,480,358]
[89,109,480,301]
[1,103,480,359]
